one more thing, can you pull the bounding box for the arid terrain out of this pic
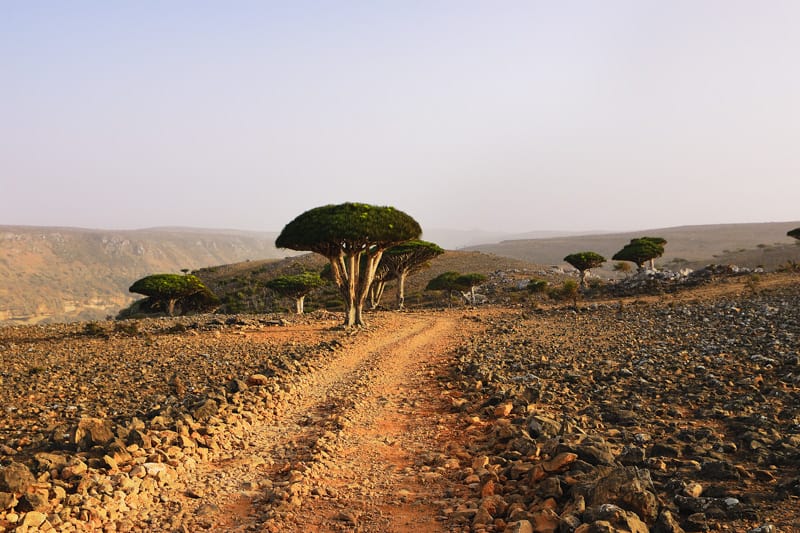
[0,227,287,325]
[3,221,799,325]
[1,272,798,532]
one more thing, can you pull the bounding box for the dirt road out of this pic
[163,312,474,532]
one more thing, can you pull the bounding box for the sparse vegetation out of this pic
[83,322,107,337]
[613,261,632,275]
[550,278,580,308]
[275,203,422,327]
[744,274,761,293]
[526,278,549,294]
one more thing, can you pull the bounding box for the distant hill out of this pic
[0,226,290,325]
[422,227,601,250]
[466,221,800,273]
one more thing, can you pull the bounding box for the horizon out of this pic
[2,218,798,239]
[2,2,799,234]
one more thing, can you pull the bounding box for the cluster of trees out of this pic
[425,271,487,305]
[129,208,797,325]
[275,203,486,326]
[128,203,470,326]
[561,236,669,288]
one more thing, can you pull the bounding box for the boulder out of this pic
[0,462,35,493]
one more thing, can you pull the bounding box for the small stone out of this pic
[494,403,514,417]
[684,482,703,498]
[472,506,493,526]
[472,456,490,470]
[530,508,559,533]
[504,519,533,533]
[21,510,48,528]
[246,374,270,386]
[542,452,577,473]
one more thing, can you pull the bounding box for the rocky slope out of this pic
[0,226,286,325]
[0,275,798,532]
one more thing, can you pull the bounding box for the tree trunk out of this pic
[369,281,386,309]
[579,270,586,289]
[167,298,176,316]
[396,270,407,310]
[295,295,305,314]
[649,258,656,270]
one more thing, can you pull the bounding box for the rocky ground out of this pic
[0,273,798,532]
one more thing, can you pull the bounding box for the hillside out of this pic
[194,250,557,314]
[0,226,289,325]
[467,221,800,273]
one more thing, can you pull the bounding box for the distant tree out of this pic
[563,251,606,288]
[265,272,326,314]
[788,228,800,242]
[612,237,667,271]
[368,260,394,309]
[378,240,445,309]
[275,203,421,327]
[456,273,487,304]
[129,274,217,316]
[425,271,462,307]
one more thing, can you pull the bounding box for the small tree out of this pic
[378,240,445,309]
[788,228,800,242]
[456,273,487,304]
[426,271,462,307]
[275,203,421,327]
[129,274,216,316]
[551,279,580,309]
[563,251,606,288]
[612,237,666,271]
[265,272,326,314]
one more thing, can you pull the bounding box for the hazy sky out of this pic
[2,1,798,235]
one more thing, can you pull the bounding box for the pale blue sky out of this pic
[2,1,798,234]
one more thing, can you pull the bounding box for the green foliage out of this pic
[128,273,218,316]
[564,251,606,273]
[788,227,800,241]
[275,203,422,326]
[129,274,208,299]
[527,278,549,293]
[275,203,422,254]
[455,273,487,290]
[265,272,326,297]
[426,271,486,292]
[382,240,444,263]
[612,237,666,268]
[425,271,462,292]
